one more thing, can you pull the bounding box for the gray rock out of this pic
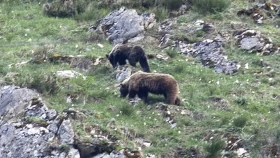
[239,37,264,50]
[25,100,49,119]
[0,85,39,120]
[179,39,239,74]
[58,119,75,144]
[48,122,59,134]
[0,86,81,158]
[235,29,279,55]
[67,148,80,158]
[95,7,156,45]
[115,67,132,83]
[46,109,58,120]
[92,152,126,158]
[0,123,51,158]
[75,137,117,158]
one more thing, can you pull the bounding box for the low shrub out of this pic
[43,0,94,18]
[233,115,248,128]
[192,0,231,14]
[204,138,225,157]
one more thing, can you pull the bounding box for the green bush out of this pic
[119,0,184,10]
[204,138,225,157]
[165,49,178,58]
[160,0,185,10]
[43,0,94,18]
[5,70,60,94]
[74,3,110,21]
[119,104,135,116]
[192,0,231,14]
[43,0,76,17]
[233,115,248,128]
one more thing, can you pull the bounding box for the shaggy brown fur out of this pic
[120,71,181,105]
[106,44,150,72]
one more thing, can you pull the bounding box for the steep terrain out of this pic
[0,0,280,157]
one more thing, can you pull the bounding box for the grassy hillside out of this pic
[1,0,280,157]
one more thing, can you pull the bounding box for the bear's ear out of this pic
[106,54,109,59]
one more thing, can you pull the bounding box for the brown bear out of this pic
[120,71,181,105]
[106,44,150,72]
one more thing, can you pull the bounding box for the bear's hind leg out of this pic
[166,95,176,105]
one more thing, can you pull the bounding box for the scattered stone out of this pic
[234,29,280,55]
[231,21,248,30]
[129,97,142,105]
[159,19,177,33]
[8,60,29,68]
[237,2,280,24]
[56,70,86,80]
[115,66,132,83]
[57,119,75,144]
[75,135,117,158]
[155,54,169,61]
[46,109,58,120]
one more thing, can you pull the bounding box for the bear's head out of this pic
[119,78,130,97]
[119,83,129,98]
[106,53,117,68]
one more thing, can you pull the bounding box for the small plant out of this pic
[43,0,76,17]
[204,138,225,157]
[6,70,60,94]
[119,104,135,116]
[42,0,94,18]
[165,49,178,58]
[174,64,185,74]
[233,115,248,128]
[59,144,70,153]
[160,0,185,10]
[192,0,231,14]
[150,7,169,21]
[235,97,247,106]
[24,117,48,126]
[74,4,109,21]
[87,31,105,42]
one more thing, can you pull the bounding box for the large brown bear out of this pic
[120,71,181,105]
[106,44,150,72]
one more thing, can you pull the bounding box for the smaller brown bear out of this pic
[106,44,150,72]
[120,71,181,105]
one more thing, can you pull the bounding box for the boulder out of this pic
[179,39,239,74]
[0,86,80,158]
[58,119,75,144]
[94,7,156,45]
[115,67,132,83]
[234,29,280,55]
[0,85,39,120]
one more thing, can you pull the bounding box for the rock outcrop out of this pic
[0,86,79,158]
[179,39,239,74]
[0,86,129,158]
[92,7,156,45]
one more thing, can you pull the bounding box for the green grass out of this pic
[1,0,280,157]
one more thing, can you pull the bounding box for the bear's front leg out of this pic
[128,59,137,67]
[128,90,137,99]
[118,59,127,66]
[138,91,148,103]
